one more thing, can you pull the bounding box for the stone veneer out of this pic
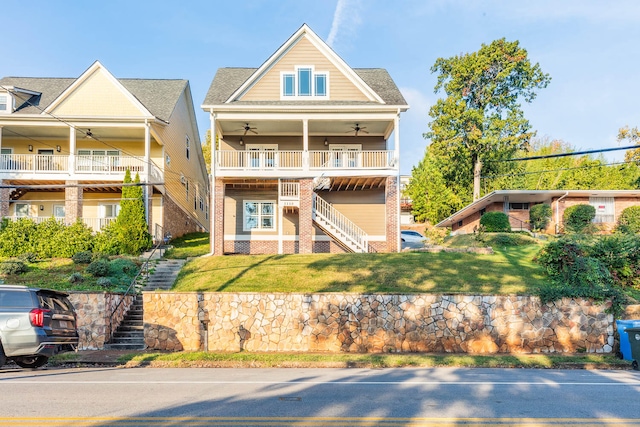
[143,293,614,354]
[68,292,134,350]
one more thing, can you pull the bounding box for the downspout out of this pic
[555,191,569,234]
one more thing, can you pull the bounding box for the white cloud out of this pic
[327,0,363,49]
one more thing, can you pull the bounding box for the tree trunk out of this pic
[473,155,482,201]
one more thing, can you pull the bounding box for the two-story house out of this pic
[202,24,409,254]
[0,61,208,240]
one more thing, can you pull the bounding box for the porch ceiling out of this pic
[325,176,387,191]
[1,124,152,142]
[219,119,391,137]
[223,178,279,190]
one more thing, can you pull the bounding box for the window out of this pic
[15,203,30,217]
[281,66,329,99]
[199,196,204,211]
[185,136,190,160]
[509,203,530,210]
[589,197,615,223]
[101,204,120,218]
[480,208,486,216]
[314,73,327,96]
[244,201,275,231]
[283,74,295,96]
[0,94,8,112]
[53,205,65,218]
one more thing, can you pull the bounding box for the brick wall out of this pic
[163,195,204,239]
[64,180,82,224]
[0,180,9,217]
[299,178,313,254]
[385,176,399,252]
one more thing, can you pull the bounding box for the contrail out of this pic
[327,0,362,49]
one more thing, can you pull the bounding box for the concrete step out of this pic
[105,343,146,350]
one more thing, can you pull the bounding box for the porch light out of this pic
[324,138,328,146]
[39,205,44,211]
[56,145,61,152]
[28,145,33,152]
[239,138,244,146]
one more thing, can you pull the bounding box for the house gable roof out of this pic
[202,24,407,108]
[0,62,188,123]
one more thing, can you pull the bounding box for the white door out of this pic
[246,144,278,169]
[329,144,361,168]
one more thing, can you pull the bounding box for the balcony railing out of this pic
[0,154,162,179]
[216,150,395,171]
[0,154,68,173]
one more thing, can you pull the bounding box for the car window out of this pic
[0,290,34,307]
[38,293,72,311]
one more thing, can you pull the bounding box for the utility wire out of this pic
[492,144,639,162]
[481,160,636,179]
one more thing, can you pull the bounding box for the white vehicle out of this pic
[400,230,426,243]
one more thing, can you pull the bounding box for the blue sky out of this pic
[4,0,640,174]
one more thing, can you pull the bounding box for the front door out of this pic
[329,144,361,168]
[37,149,54,171]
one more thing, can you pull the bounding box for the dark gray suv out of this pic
[0,285,79,368]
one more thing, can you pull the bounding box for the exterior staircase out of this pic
[106,259,186,350]
[312,192,369,253]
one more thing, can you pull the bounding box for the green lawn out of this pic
[173,245,548,294]
[163,232,210,259]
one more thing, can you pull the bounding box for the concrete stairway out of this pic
[106,259,186,350]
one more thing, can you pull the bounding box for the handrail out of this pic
[108,240,163,341]
[506,214,529,232]
[312,193,368,253]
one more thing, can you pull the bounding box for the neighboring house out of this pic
[202,24,409,254]
[0,61,209,240]
[435,189,640,234]
[399,175,414,225]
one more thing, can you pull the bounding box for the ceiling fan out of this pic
[348,123,368,137]
[235,123,258,135]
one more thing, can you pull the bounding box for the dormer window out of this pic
[281,66,328,99]
[0,94,9,113]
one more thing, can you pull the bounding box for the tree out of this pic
[202,129,212,174]
[113,170,152,255]
[425,38,551,201]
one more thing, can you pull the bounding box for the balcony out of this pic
[215,150,396,177]
[0,154,162,181]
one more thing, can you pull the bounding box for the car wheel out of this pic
[633,360,639,371]
[0,341,6,367]
[13,356,48,369]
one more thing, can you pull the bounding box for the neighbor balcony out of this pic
[0,153,162,181]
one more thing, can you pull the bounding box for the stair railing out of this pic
[312,193,368,253]
[107,240,163,342]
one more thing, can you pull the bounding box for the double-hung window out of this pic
[0,94,8,113]
[244,201,275,231]
[281,66,328,99]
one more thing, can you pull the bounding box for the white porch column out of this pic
[394,113,401,253]
[68,126,76,175]
[278,180,284,255]
[210,112,217,254]
[144,122,151,226]
[0,126,3,152]
[302,118,309,171]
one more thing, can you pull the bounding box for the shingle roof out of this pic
[202,67,407,107]
[0,76,187,122]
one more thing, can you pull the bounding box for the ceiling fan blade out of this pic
[249,129,258,134]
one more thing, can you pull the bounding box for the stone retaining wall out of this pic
[143,293,614,354]
[68,293,134,350]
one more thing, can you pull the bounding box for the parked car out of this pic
[0,285,78,369]
[400,230,427,243]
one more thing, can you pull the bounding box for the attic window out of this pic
[281,66,328,99]
[0,94,8,113]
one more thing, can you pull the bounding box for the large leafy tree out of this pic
[425,38,551,203]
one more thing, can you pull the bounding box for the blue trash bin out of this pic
[616,320,640,360]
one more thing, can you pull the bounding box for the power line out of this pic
[482,160,636,179]
[495,144,639,162]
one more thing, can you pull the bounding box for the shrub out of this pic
[483,232,538,247]
[616,206,640,234]
[0,218,38,257]
[55,220,94,257]
[529,203,552,231]
[68,272,85,284]
[479,212,511,232]
[423,227,448,245]
[93,223,121,255]
[18,252,38,263]
[96,277,112,288]
[72,251,93,264]
[33,218,65,259]
[563,204,595,233]
[86,259,110,277]
[0,260,27,275]
[588,234,640,289]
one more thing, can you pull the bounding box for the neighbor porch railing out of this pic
[0,154,68,173]
[215,150,395,170]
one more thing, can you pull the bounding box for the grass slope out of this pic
[173,245,547,294]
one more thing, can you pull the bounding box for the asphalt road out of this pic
[1,366,639,426]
